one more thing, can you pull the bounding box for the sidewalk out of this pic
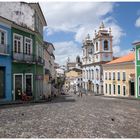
[0,98,53,107]
[99,95,139,101]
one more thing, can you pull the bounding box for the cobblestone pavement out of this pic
[0,93,140,138]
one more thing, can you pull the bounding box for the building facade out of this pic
[0,16,12,101]
[133,41,140,99]
[0,2,47,101]
[65,68,82,91]
[43,41,55,99]
[103,53,135,97]
[82,22,113,94]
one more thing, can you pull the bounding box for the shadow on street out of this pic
[50,94,76,104]
[0,94,76,109]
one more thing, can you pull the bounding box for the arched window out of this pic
[92,70,94,80]
[104,40,109,50]
[96,42,98,51]
[89,70,91,79]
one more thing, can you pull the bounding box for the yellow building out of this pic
[65,68,82,90]
[103,53,135,97]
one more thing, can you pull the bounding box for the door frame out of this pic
[25,73,33,94]
[13,73,23,101]
[0,67,5,99]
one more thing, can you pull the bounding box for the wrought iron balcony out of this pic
[0,44,10,54]
[12,52,33,63]
[12,52,45,65]
[34,56,45,65]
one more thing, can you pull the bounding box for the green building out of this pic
[10,3,47,101]
[12,24,45,101]
[133,41,140,99]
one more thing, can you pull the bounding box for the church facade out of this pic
[82,22,113,94]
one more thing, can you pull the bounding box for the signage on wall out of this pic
[35,75,43,80]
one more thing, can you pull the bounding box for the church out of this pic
[82,22,113,94]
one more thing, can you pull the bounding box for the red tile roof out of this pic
[106,52,135,65]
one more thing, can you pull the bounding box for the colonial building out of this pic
[82,22,113,94]
[65,68,82,91]
[0,16,12,101]
[43,41,55,99]
[103,53,135,97]
[132,41,140,99]
[0,2,47,101]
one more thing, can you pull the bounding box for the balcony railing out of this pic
[35,56,45,65]
[13,52,33,62]
[12,52,45,65]
[0,44,10,54]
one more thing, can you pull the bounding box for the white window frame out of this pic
[105,83,108,94]
[118,84,121,95]
[0,28,7,45]
[25,73,33,93]
[13,33,23,53]
[138,48,140,60]
[122,85,126,96]
[109,72,111,80]
[109,84,111,95]
[92,70,94,80]
[24,37,32,55]
[113,84,115,95]
[104,72,107,80]
[13,73,23,101]
[138,76,140,96]
[122,71,126,81]
[112,71,115,80]
[117,71,120,81]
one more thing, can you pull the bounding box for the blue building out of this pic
[0,16,12,101]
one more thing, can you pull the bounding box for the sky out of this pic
[39,2,140,66]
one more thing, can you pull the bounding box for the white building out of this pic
[82,22,113,94]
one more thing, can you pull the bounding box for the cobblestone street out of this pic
[0,93,140,138]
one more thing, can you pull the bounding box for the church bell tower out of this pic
[93,22,113,63]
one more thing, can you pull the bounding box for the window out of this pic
[123,85,126,96]
[138,49,140,60]
[96,42,98,51]
[92,70,94,80]
[118,85,120,95]
[86,70,88,79]
[13,34,23,53]
[24,37,32,55]
[89,70,91,79]
[122,72,126,81]
[105,72,107,80]
[105,84,107,94]
[104,40,109,50]
[113,84,115,95]
[109,84,111,95]
[109,72,111,80]
[139,77,140,96]
[117,72,120,81]
[0,30,6,45]
[96,69,99,80]
[113,72,115,80]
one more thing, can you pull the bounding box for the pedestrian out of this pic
[78,86,82,97]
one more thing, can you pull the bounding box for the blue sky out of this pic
[40,2,140,65]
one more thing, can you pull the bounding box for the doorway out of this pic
[130,81,135,96]
[0,67,5,99]
[14,74,23,100]
[25,74,33,96]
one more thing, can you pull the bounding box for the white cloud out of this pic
[40,2,115,36]
[40,2,127,64]
[53,41,82,65]
[135,17,140,27]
